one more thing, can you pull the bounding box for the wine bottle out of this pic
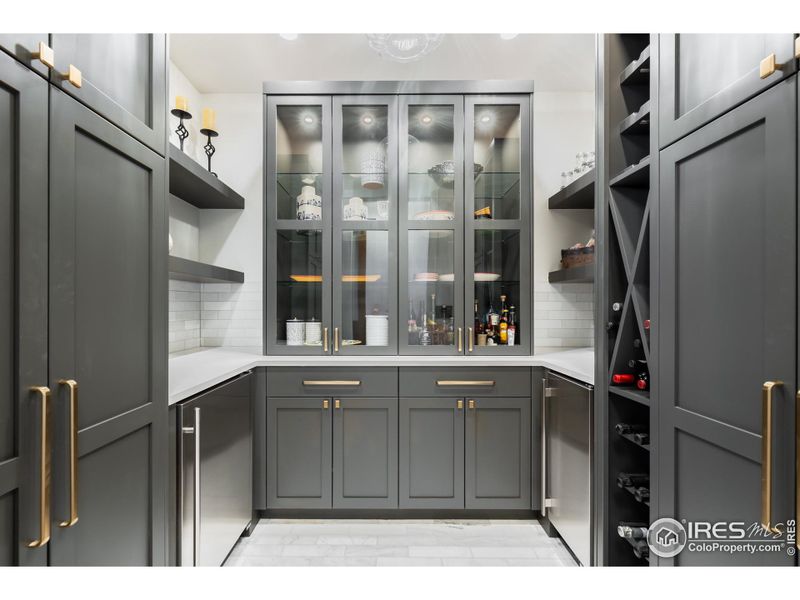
[633,338,642,349]
[633,431,650,445]
[508,306,517,346]
[636,372,649,391]
[499,295,508,345]
[611,373,635,385]
[408,302,418,345]
[617,523,648,539]
[419,313,432,346]
[628,359,647,369]
[632,540,650,560]
[617,473,650,488]
[614,422,647,435]
[634,487,650,503]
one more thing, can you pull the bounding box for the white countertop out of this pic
[168,347,595,405]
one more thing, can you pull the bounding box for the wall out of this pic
[532,92,595,352]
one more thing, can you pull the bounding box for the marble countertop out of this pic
[168,347,595,406]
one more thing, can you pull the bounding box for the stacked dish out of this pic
[365,314,389,346]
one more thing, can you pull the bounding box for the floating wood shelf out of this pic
[619,46,651,86]
[548,168,595,209]
[548,263,594,284]
[168,256,245,284]
[169,145,245,210]
[618,100,651,136]
[609,156,651,188]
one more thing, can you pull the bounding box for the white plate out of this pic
[474,272,501,282]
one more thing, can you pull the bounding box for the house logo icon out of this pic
[647,518,687,558]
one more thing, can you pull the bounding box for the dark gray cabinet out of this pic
[49,34,167,155]
[333,397,398,508]
[658,76,796,566]
[46,89,167,566]
[465,397,531,509]
[267,397,332,509]
[399,398,464,508]
[659,34,797,148]
[0,51,48,567]
[0,34,51,78]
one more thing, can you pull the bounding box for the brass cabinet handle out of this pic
[31,41,55,69]
[795,37,800,59]
[58,379,79,528]
[457,328,463,352]
[28,386,51,548]
[335,399,341,410]
[759,53,784,79]
[436,380,495,387]
[60,64,82,88]
[323,327,329,353]
[761,381,783,532]
[303,380,361,386]
[468,399,476,410]
[323,399,329,410]
[457,399,463,410]
[468,327,473,352]
[334,327,340,353]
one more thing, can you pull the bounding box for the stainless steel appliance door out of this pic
[545,371,593,566]
[179,374,253,566]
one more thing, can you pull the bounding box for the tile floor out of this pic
[224,519,578,567]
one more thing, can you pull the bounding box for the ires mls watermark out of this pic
[646,518,797,558]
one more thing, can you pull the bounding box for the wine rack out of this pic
[596,33,656,566]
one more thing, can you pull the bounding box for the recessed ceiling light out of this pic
[480,114,492,124]
[500,33,519,40]
[279,33,298,41]
[303,115,315,125]
[420,114,433,125]
[362,114,374,125]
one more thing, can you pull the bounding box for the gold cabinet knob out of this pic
[31,41,54,69]
[60,64,82,89]
[457,399,463,410]
[759,53,784,79]
[323,399,329,410]
[335,399,341,410]
[468,399,476,410]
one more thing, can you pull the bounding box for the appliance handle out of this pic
[541,377,547,516]
[193,406,201,566]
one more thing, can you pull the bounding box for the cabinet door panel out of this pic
[50,34,166,155]
[399,397,464,508]
[0,52,48,566]
[48,89,167,565]
[659,77,796,565]
[0,34,51,78]
[333,398,398,508]
[465,397,531,509]
[659,34,796,148]
[267,397,332,508]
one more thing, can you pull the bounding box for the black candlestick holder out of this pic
[200,127,219,177]
[170,108,192,151]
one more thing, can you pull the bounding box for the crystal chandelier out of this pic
[366,34,444,62]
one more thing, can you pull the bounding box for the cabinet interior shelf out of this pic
[619,46,651,86]
[548,263,594,284]
[617,430,650,452]
[169,256,245,284]
[169,145,245,210]
[610,386,650,406]
[618,101,651,136]
[609,156,651,188]
[548,168,595,209]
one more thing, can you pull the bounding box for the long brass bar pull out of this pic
[58,379,79,528]
[436,380,495,387]
[334,327,340,353]
[761,381,783,532]
[28,386,51,548]
[323,327,329,353]
[303,380,361,387]
[457,328,463,353]
[467,327,473,353]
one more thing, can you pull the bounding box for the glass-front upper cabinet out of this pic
[332,96,398,354]
[399,96,465,354]
[465,96,531,355]
[266,97,332,354]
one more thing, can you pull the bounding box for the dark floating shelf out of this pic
[548,168,595,209]
[610,386,650,407]
[169,145,245,210]
[609,156,651,188]
[618,100,651,136]
[548,263,594,284]
[619,46,651,87]
[168,256,245,284]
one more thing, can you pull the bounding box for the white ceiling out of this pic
[169,34,595,94]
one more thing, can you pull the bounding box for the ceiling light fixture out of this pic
[366,34,444,63]
[279,33,299,41]
[420,114,433,125]
[480,114,492,124]
[500,33,519,40]
[303,114,315,125]
[362,114,374,125]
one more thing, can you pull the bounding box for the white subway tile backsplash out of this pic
[534,281,595,353]
[168,279,201,354]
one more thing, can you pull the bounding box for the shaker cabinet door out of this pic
[333,397,398,509]
[47,89,168,566]
[0,34,51,78]
[49,34,167,155]
[465,397,531,509]
[659,34,797,148]
[267,397,333,509]
[658,77,796,565]
[0,51,48,567]
[399,397,464,509]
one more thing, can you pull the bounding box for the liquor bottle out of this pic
[419,313,432,346]
[634,487,650,503]
[633,431,650,446]
[614,422,647,435]
[617,523,648,540]
[429,293,437,328]
[611,373,635,385]
[507,306,517,346]
[617,473,650,488]
[499,295,509,345]
[408,302,418,345]
[473,299,481,337]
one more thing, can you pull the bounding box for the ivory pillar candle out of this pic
[201,108,216,131]
[174,95,188,112]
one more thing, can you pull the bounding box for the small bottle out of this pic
[636,372,649,391]
[611,373,635,385]
[507,306,517,346]
[419,313,432,346]
[408,302,418,345]
[499,294,508,345]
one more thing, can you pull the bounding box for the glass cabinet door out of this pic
[465,96,530,355]
[266,96,332,354]
[332,96,397,354]
[399,96,464,354]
